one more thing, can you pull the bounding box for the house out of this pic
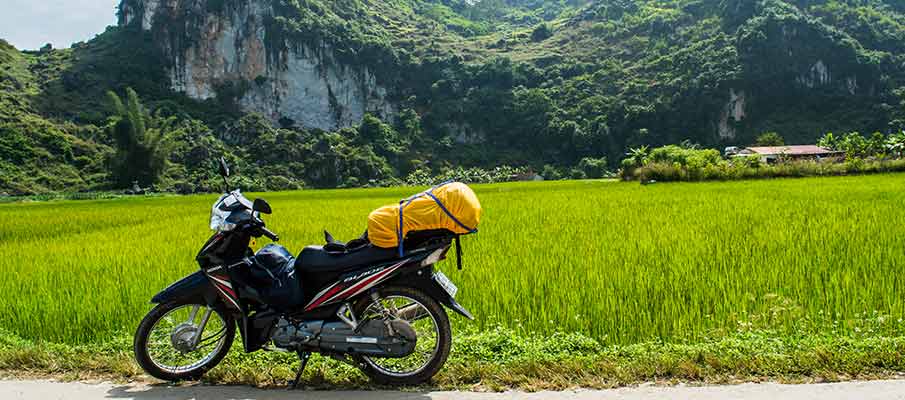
[729,145,842,164]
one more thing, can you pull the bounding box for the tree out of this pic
[394,109,424,146]
[818,132,838,150]
[891,87,905,132]
[106,88,174,188]
[835,132,870,159]
[619,145,649,179]
[531,23,553,42]
[867,132,888,158]
[358,114,407,163]
[754,132,785,146]
[578,157,609,179]
[887,131,905,158]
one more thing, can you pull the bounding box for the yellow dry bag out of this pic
[368,181,481,255]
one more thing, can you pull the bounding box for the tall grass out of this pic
[1,175,904,344]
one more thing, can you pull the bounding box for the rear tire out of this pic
[353,286,452,386]
[134,301,235,381]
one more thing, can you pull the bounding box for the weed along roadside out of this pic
[3,326,905,390]
[2,175,905,389]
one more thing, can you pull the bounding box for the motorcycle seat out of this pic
[295,244,398,273]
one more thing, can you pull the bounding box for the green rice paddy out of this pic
[2,175,904,344]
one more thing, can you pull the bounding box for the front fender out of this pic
[152,270,219,305]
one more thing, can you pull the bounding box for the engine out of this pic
[271,319,319,348]
[270,317,417,357]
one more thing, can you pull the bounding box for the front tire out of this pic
[353,286,452,386]
[134,301,235,381]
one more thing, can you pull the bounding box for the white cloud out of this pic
[0,0,120,50]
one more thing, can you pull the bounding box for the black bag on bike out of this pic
[251,244,305,309]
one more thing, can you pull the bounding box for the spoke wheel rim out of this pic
[360,295,440,377]
[145,304,228,374]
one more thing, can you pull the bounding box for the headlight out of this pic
[210,194,237,232]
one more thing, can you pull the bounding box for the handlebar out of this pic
[261,227,279,242]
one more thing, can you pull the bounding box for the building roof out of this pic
[742,145,839,156]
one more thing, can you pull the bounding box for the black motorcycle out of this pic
[133,158,473,386]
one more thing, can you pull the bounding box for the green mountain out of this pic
[2,0,905,194]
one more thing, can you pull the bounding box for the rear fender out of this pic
[151,270,220,306]
[387,267,475,320]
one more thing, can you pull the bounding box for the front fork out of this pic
[186,305,214,348]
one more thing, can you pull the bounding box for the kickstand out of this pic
[289,351,311,390]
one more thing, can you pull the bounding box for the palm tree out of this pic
[107,88,174,188]
[625,145,650,167]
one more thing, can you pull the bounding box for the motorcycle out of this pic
[133,158,474,386]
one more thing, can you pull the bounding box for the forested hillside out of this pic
[2,0,904,194]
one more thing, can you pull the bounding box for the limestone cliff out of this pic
[118,0,395,131]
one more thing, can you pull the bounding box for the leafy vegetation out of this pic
[3,176,905,344]
[623,130,905,182]
[3,1,905,194]
[818,130,905,159]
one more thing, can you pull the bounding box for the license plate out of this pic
[433,271,458,298]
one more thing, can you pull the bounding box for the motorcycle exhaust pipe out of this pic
[396,303,429,321]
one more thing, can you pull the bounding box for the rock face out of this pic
[118,0,395,131]
[718,89,746,140]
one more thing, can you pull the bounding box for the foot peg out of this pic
[289,351,311,390]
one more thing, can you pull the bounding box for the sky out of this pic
[0,0,120,50]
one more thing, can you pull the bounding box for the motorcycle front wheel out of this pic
[133,301,235,381]
[353,286,452,385]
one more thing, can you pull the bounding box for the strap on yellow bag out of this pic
[367,181,481,258]
[396,180,479,257]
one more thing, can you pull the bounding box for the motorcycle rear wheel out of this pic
[134,301,235,381]
[353,286,452,386]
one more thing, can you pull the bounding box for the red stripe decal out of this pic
[318,262,404,308]
[218,282,236,298]
[337,267,394,300]
[304,260,408,311]
[305,283,348,311]
[214,284,240,309]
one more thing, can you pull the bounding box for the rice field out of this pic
[2,174,904,344]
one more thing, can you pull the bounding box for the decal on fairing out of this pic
[208,272,241,310]
[303,259,408,311]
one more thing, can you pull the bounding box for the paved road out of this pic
[4,379,905,400]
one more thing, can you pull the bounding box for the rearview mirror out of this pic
[218,157,230,178]
[253,198,272,214]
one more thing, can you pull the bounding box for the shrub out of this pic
[732,154,762,169]
[645,145,722,168]
[577,157,608,179]
[403,165,528,186]
[569,169,587,180]
[542,164,563,180]
[172,181,195,194]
